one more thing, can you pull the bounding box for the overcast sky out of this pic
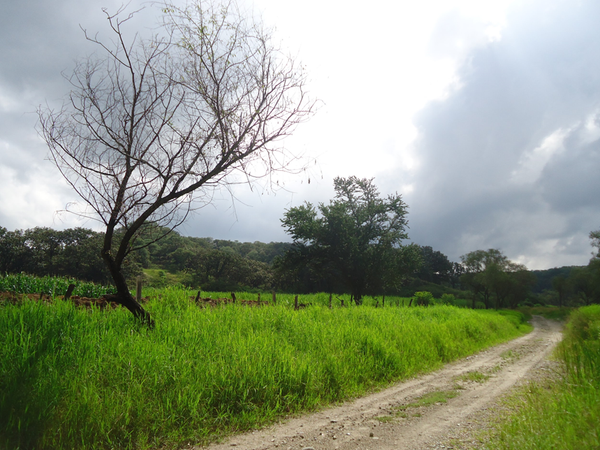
[1,0,600,270]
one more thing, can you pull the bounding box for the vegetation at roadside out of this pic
[403,390,460,409]
[377,389,461,422]
[517,305,573,321]
[0,287,530,450]
[454,370,490,383]
[488,305,600,449]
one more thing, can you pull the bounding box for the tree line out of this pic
[0,225,284,292]
[0,224,455,298]
[2,220,599,309]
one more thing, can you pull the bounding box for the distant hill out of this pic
[530,266,584,294]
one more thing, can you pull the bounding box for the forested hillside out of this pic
[0,225,463,296]
[530,266,582,294]
[0,226,290,292]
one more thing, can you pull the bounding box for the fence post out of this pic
[136,277,143,302]
[329,293,332,309]
[294,295,299,310]
[272,291,276,304]
[195,290,202,303]
[257,293,261,302]
[64,284,76,300]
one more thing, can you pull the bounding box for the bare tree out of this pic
[38,2,315,325]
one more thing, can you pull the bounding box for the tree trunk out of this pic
[102,251,154,327]
[104,291,154,327]
[558,292,563,308]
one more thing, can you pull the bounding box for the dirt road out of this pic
[199,316,563,450]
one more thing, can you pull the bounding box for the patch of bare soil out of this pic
[191,295,270,308]
[0,291,116,307]
[197,316,563,450]
[0,292,270,309]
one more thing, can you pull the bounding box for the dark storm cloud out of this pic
[0,1,120,156]
[0,2,79,88]
[404,0,600,268]
[0,0,158,230]
[538,135,600,212]
[0,0,308,239]
[0,1,130,104]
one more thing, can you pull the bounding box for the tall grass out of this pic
[0,286,530,450]
[489,305,600,449]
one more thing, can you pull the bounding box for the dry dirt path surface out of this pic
[199,316,562,450]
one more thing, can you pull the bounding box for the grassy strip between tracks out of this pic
[0,286,530,450]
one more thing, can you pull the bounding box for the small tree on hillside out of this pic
[460,248,533,309]
[38,2,314,325]
[280,176,421,304]
[460,249,505,308]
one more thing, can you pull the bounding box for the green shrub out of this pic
[414,291,434,306]
[440,293,456,305]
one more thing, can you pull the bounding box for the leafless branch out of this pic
[37,1,315,323]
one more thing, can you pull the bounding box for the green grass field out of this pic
[0,284,530,450]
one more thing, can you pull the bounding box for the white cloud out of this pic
[510,127,569,184]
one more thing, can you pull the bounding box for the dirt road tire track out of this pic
[199,316,562,450]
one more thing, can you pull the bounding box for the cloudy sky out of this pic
[1,0,600,270]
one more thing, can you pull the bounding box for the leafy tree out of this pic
[416,246,453,284]
[566,265,600,306]
[561,230,600,306]
[460,249,504,308]
[449,261,465,289]
[0,226,113,283]
[38,2,314,325]
[590,230,600,258]
[508,268,536,308]
[460,249,533,309]
[280,176,420,304]
[0,228,31,274]
[50,228,115,283]
[184,247,272,291]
